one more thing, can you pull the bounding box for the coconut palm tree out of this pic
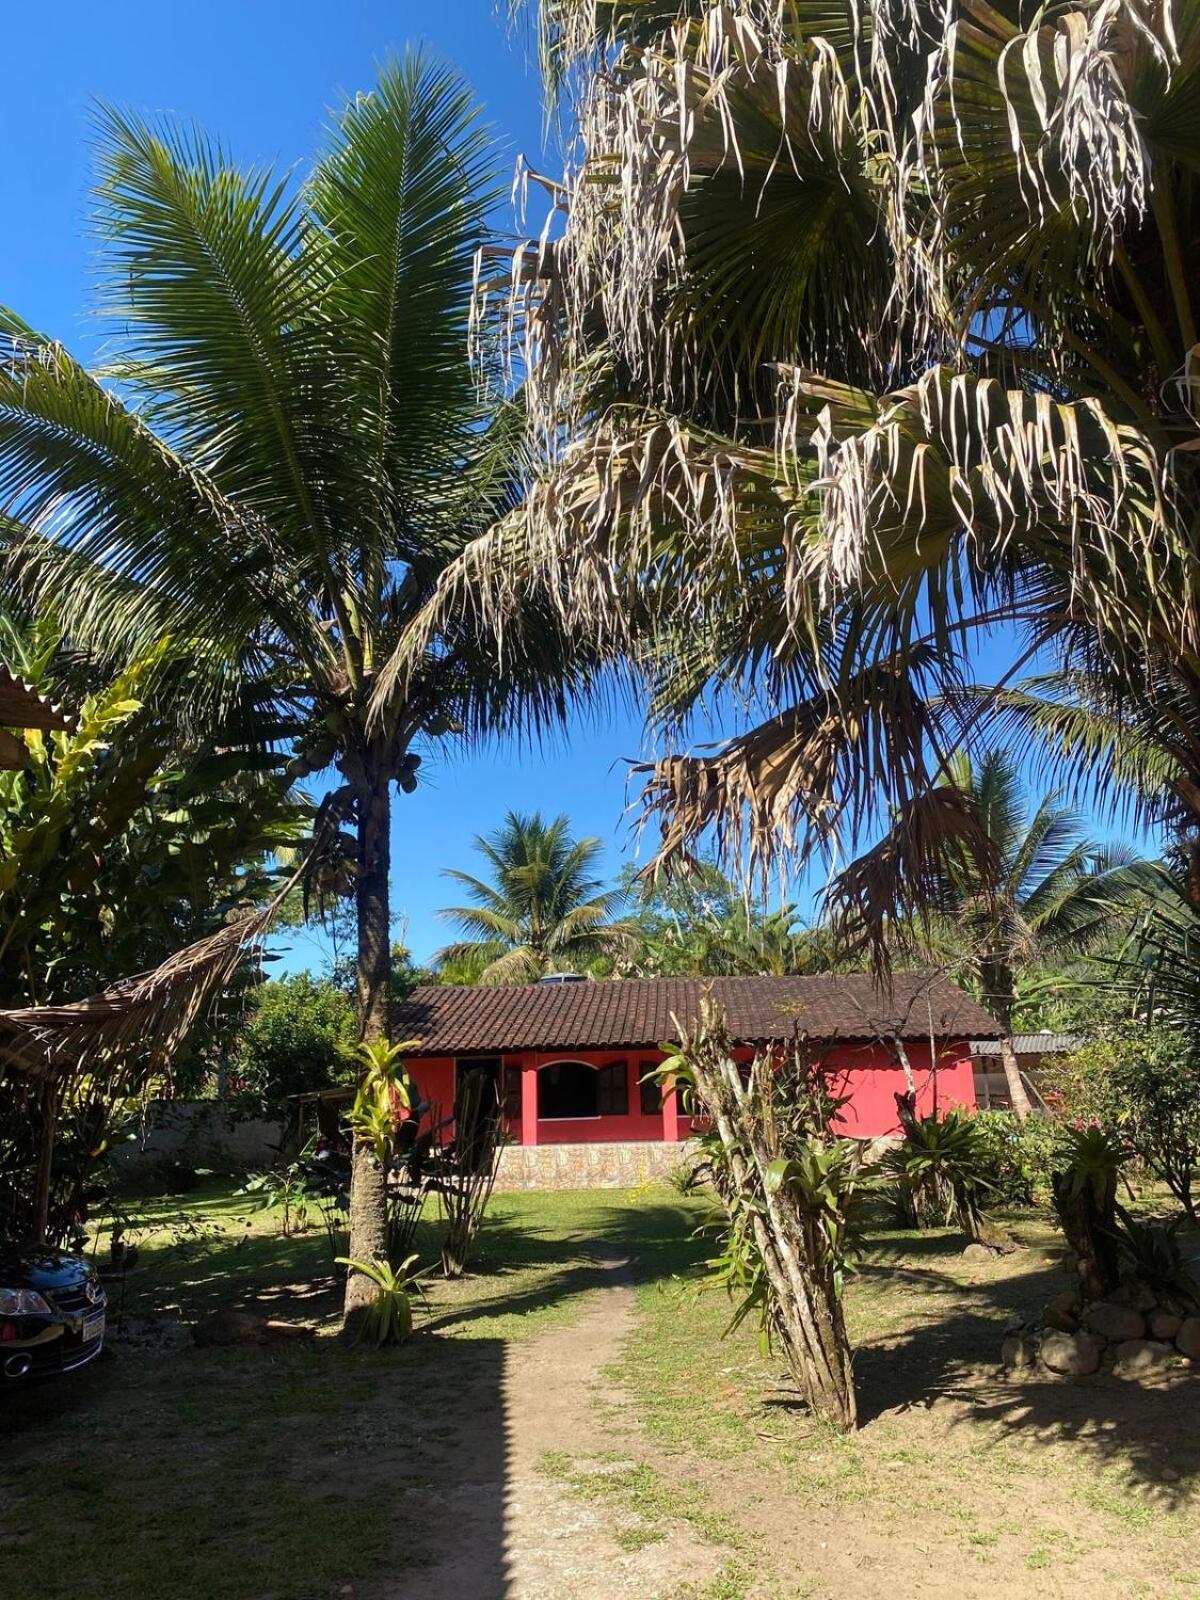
[0,57,589,1326]
[392,0,1200,977]
[838,749,1121,1115]
[436,810,637,981]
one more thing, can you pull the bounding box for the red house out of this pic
[393,972,1003,1190]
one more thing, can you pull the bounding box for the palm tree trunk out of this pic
[999,1036,1032,1122]
[344,760,392,1328]
[985,962,1032,1122]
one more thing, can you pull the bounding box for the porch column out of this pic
[661,1076,680,1143]
[521,1055,539,1147]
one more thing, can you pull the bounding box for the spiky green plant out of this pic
[334,1254,421,1346]
[883,1112,994,1237]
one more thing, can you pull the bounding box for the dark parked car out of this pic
[0,1247,106,1382]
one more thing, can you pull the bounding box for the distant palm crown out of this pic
[436,810,638,983]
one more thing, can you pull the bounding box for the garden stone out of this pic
[1149,1310,1183,1341]
[1047,1288,1081,1318]
[1081,1301,1145,1342]
[1043,1307,1078,1334]
[1001,1332,1039,1370]
[1174,1317,1200,1360]
[1040,1330,1104,1377]
[1112,1340,1176,1377]
[962,1242,993,1263]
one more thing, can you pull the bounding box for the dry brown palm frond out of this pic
[0,666,77,737]
[821,785,996,969]
[783,364,1192,654]
[368,413,807,723]
[500,2,890,434]
[0,892,284,1085]
[635,644,951,882]
[498,0,1179,438]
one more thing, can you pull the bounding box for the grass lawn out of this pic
[1,1181,1197,1599]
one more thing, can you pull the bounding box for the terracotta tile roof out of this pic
[394,972,1003,1055]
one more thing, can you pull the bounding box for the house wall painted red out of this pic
[404,1038,977,1148]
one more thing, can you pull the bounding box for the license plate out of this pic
[81,1314,104,1343]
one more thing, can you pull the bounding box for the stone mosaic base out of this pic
[493,1139,697,1191]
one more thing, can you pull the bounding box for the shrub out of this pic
[230,975,356,1108]
[1052,1025,1200,1221]
[970,1111,1059,1208]
[1112,1214,1200,1311]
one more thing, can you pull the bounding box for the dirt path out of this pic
[387,1247,723,1600]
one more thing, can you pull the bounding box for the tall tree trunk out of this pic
[985,963,1032,1122]
[343,760,392,1330]
[999,1035,1033,1122]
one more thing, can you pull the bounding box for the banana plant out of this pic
[0,637,305,1008]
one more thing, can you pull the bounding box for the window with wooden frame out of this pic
[595,1059,629,1117]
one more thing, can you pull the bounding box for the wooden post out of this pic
[33,1080,57,1243]
[521,1058,539,1147]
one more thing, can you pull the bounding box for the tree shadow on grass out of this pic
[851,1248,1200,1508]
[1,1330,515,1600]
[421,1200,709,1336]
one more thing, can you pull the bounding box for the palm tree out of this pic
[400,0,1200,980]
[0,57,587,1325]
[621,860,861,976]
[839,750,1119,1116]
[436,811,637,981]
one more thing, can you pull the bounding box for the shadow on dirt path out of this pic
[385,1244,722,1600]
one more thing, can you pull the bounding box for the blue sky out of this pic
[3,2,674,969]
[4,4,1124,973]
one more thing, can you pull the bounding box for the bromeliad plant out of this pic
[1050,1125,1131,1300]
[343,1038,418,1165]
[334,1253,422,1348]
[883,1111,994,1238]
[1112,1214,1200,1312]
[658,1002,871,1431]
[341,1037,433,1280]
